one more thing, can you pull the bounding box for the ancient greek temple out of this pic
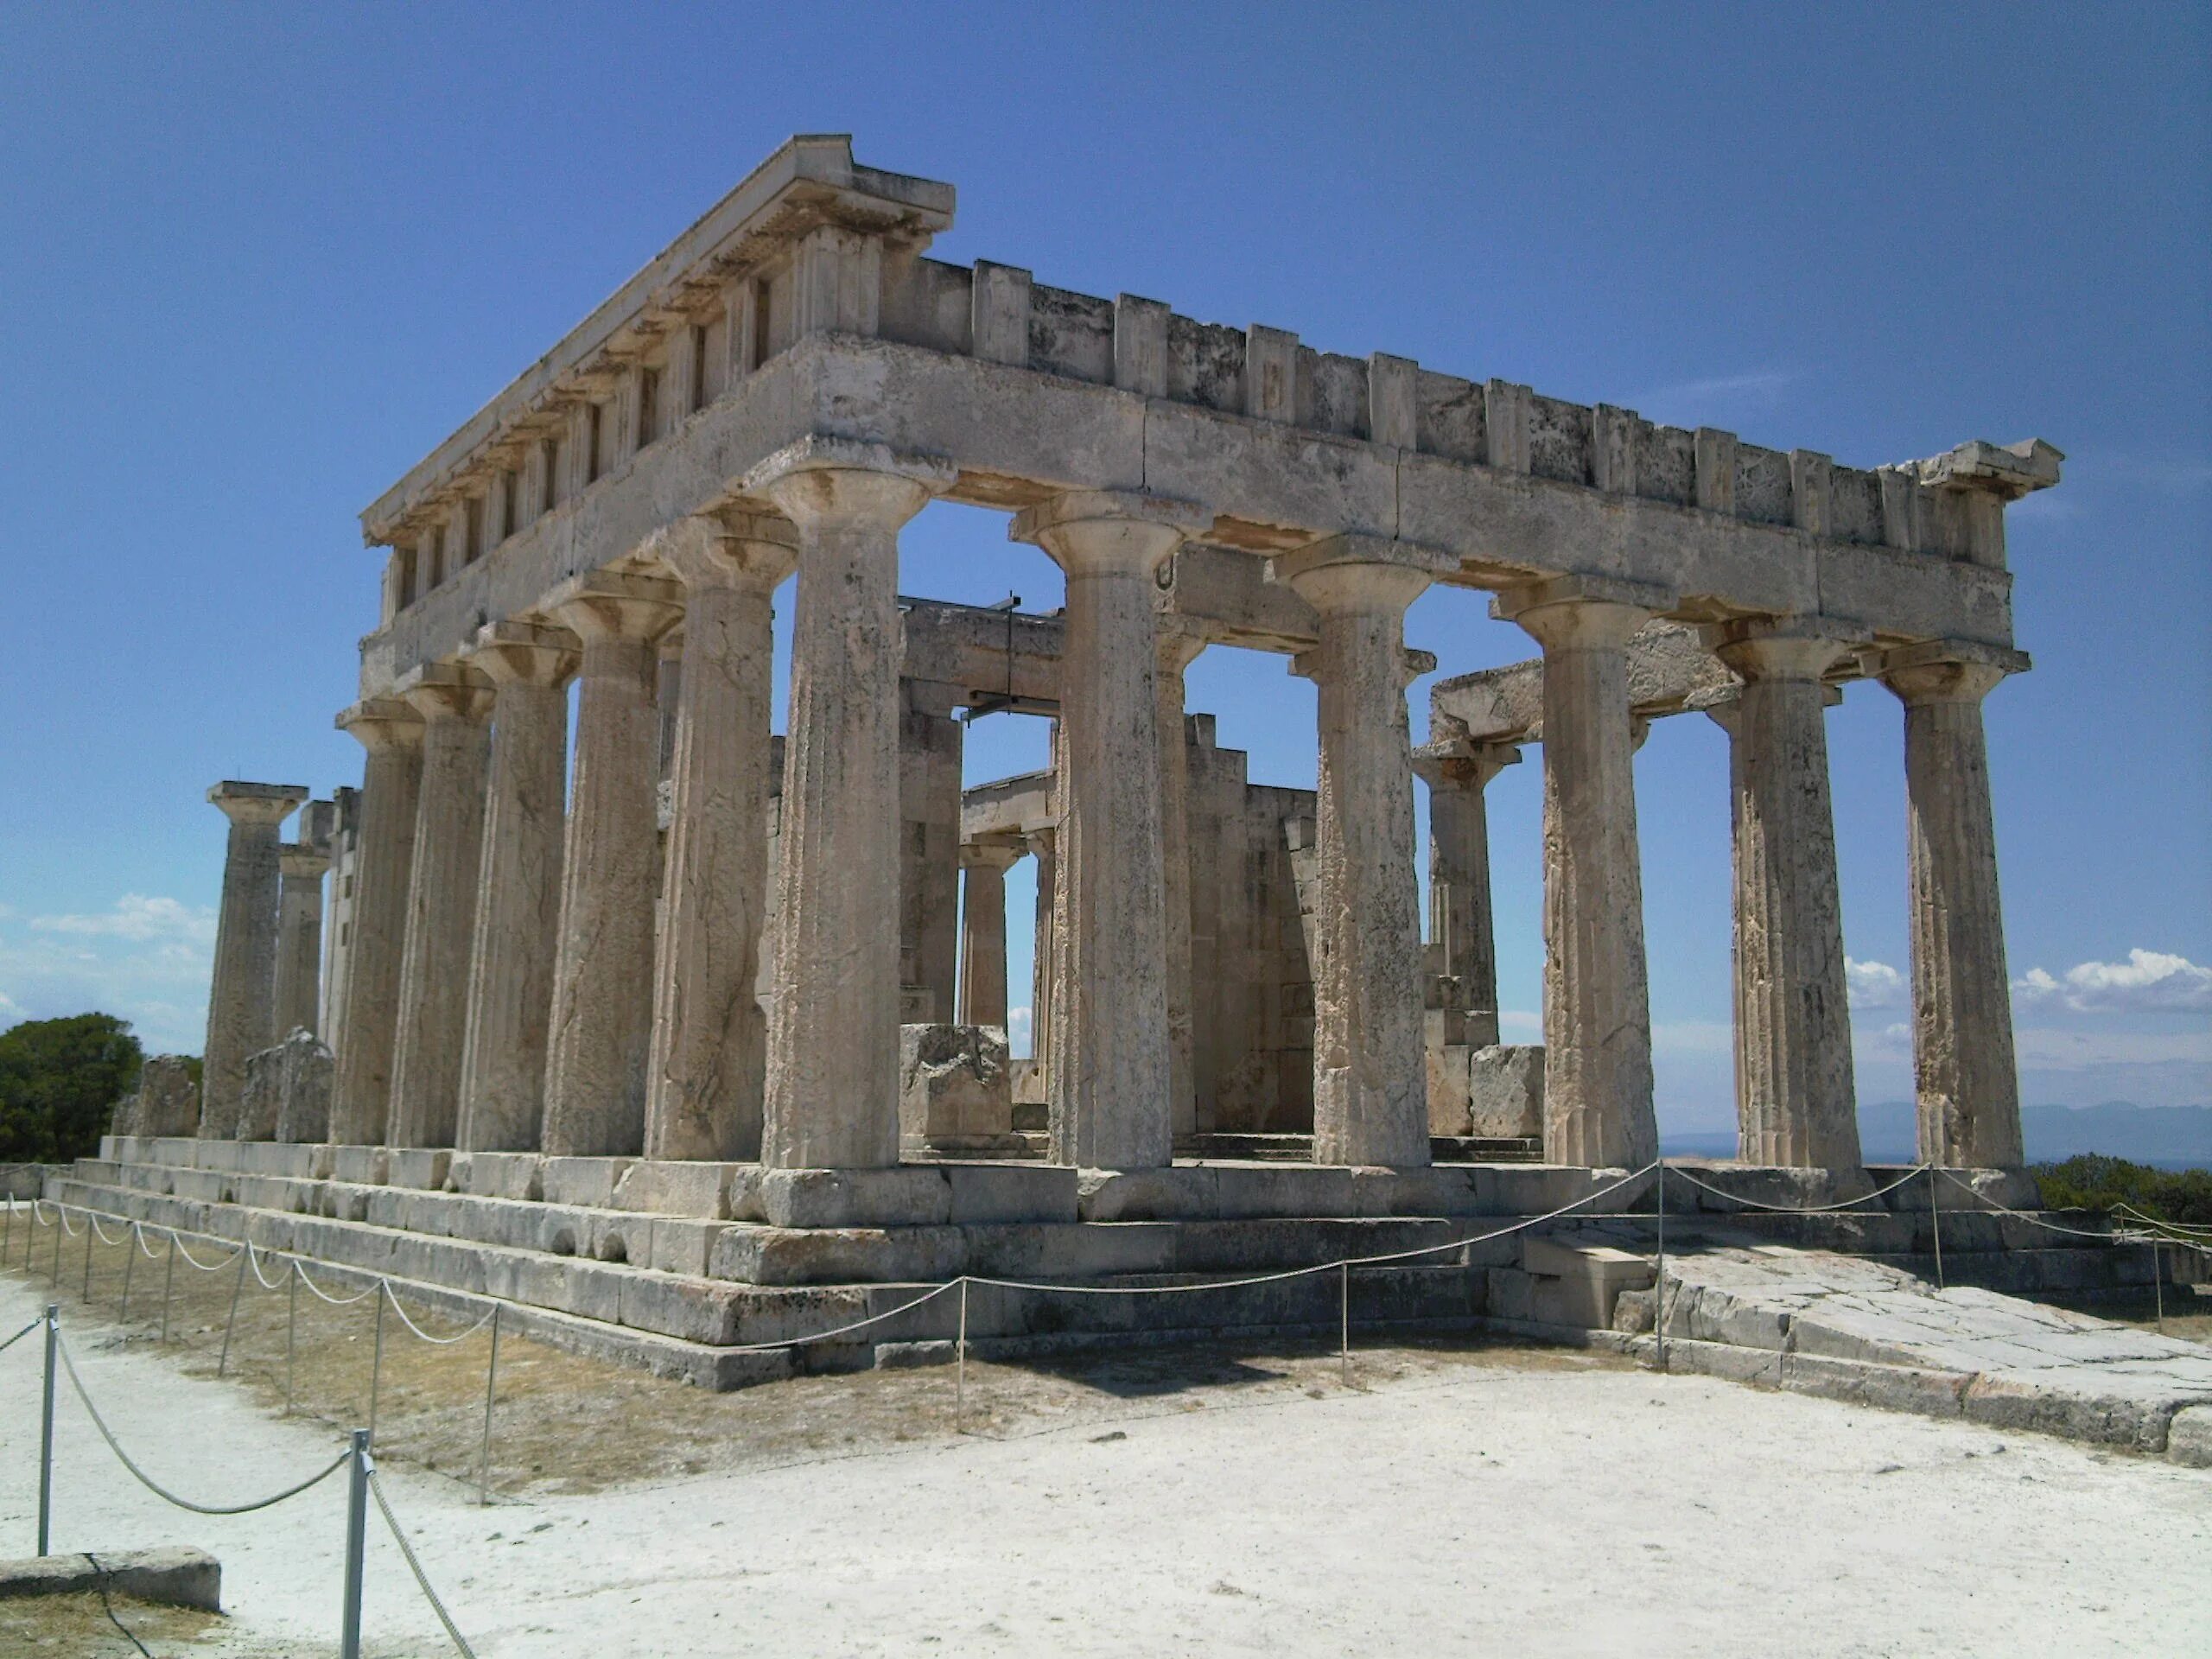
[88,131,2091,1392]
[177,135,2058,1191]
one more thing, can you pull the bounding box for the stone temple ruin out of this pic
[72,136,2202,1399]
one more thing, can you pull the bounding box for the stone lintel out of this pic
[207,780,310,821]
[363,137,956,545]
[1911,438,2064,500]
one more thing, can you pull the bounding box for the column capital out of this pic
[279,842,332,880]
[207,780,309,827]
[1866,638,2031,706]
[1155,617,1210,676]
[1412,740,1521,791]
[544,569,684,646]
[338,698,426,752]
[959,838,1025,874]
[1273,534,1455,615]
[644,512,799,594]
[1492,574,1675,652]
[1010,490,1211,580]
[466,619,580,689]
[741,435,954,530]
[1709,615,1866,683]
[396,661,496,722]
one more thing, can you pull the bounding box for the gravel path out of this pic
[3,1273,2207,1657]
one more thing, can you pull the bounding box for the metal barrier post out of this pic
[2152,1238,2165,1335]
[285,1264,299,1415]
[368,1287,386,1440]
[159,1232,176,1344]
[955,1280,969,1431]
[340,1429,370,1659]
[79,1217,94,1301]
[51,1210,63,1285]
[1654,1160,1668,1373]
[1929,1167,1945,1290]
[217,1247,248,1378]
[1339,1262,1351,1385]
[119,1226,137,1321]
[38,1305,57,1555]
[475,1304,502,1504]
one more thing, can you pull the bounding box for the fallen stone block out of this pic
[1466,1045,1544,1140]
[0,1545,220,1611]
[2166,1403,2212,1468]
[899,1024,1014,1144]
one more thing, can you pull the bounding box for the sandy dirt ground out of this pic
[3,1241,2209,1657]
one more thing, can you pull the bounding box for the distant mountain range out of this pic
[1661,1101,2212,1171]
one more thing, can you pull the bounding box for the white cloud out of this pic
[1846,957,1906,1009]
[1651,1020,1732,1055]
[1499,1009,1542,1038]
[30,893,217,945]
[2012,950,2212,1014]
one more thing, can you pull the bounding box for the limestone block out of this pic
[612,1159,738,1219]
[758,1166,953,1230]
[1425,1039,1472,1137]
[123,1057,201,1140]
[385,1148,451,1192]
[2167,1404,2212,1468]
[235,1031,335,1145]
[941,1163,1079,1224]
[540,1156,634,1211]
[327,1146,389,1186]
[898,1024,1013,1142]
[1522,1238,1653,1329]
[1466,1046,1544,1139]
[448,1152,544,1201]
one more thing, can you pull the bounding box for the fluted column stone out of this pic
[1412,742,1519,1049]
[387,666,494,1149]
[200,782,308,1135]
[329,702,423,1145]
[455,620,577,1153]
[1155,624,1206,1138]
[1876,640,2030,1168]
[1707,622,1862,1169]
[1028,823,1058,1083]
[644,513,796,1163]
[542,572,683,1156]
[1280,538,1445,1168]
[957,842,1022,1029]
[1011,491,1209,1170]
[747,437,953,1169]
[1497,576,1670,1168]
[273,840,331,1041]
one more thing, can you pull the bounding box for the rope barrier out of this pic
[1932,1168,2133,1241]
[1661,1161,1933,1213]
[87,1212,134,1248]
[294,1260,378,1306]
[168,1230,245,1274]
[247,1241,293,1291]
[54,1333,352,1515]
[0,1314,43,1356]
[378,1280,498,1345]
[366,1465,480,1657]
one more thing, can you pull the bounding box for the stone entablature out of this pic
[356,135,2054,700]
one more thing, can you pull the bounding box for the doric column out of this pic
[1027,823,1058,1084]
[899,680,965,1022]
[273,839,331,1041]
[329,701,423,1145]
[747,436,953,1169]
[1874,639,2031,1168]
[644,513,796,1163]
[1279,537,1447,1167]
[1412,741,1520,1048]
[1496,575,1671,1168]
[541,571,683,1156]
[1155,622,1207,1138]
[387,666,494,1149]
[1707,621,1862,1169]
[957,842,1022,1028]
[1010,491,1210,1169]
[454,620,576,1153]
[200,782,308,1135]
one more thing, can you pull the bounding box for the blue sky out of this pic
[1,3,2205,1135]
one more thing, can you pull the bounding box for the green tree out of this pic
[0,1013,144,1164]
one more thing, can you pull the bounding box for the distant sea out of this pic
[1661,1101,2212,1172]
